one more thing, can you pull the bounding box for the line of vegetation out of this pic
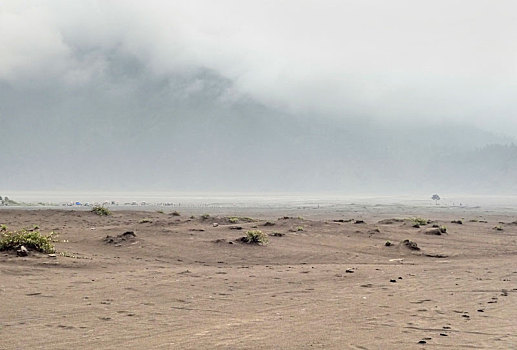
[227,216,256,224]
[0,229,56,253]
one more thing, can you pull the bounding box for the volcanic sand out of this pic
[1,208,516,349]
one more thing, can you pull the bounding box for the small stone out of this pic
[213,223,219,227]
[439,333,448,336]
[390,279,397,283]
[418,340,427,344]
[345,268,354,273]
[48,253,57,258]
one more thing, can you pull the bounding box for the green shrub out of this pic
[411,217,430,226]
[0,224,7,232]
[242,230,268,245]
[296,226,304,231]
[0,229,55,253]
[228,217,239,224]
[92,206,111,216]
[201,214,210,220]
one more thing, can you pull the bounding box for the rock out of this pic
[385,241,393,246]
[345,268,354,273]
[424,228,442,235]
[48,253,57,258]
[402,239,420,250]
[229,226,243,230]
[354,220,365,224]
[213,223,219,227]
[263,221,275,226]
[451,220,463,224]
[377,218,404,224]
[17,246,29,256]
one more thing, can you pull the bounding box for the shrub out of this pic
[92,206,111,216]
[201,214,210,220]
[228,217,239,224]
[0,229,56,253]
[411,218,430,226]
[296,226,304,231]
[0,224,7,232]
[242,230,268,245]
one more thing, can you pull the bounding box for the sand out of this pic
[0,207,516,349]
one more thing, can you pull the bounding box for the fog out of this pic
[1,1,517,195]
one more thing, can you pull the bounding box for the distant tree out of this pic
[431,194,440,205]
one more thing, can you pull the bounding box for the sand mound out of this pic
[104,231,136,244]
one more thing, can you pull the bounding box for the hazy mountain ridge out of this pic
[1,58,516,193]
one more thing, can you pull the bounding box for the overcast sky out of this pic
[1,0,517,135]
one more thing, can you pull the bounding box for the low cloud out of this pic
[1,1,516,133]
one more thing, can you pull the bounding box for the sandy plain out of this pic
[0,205,516,349]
